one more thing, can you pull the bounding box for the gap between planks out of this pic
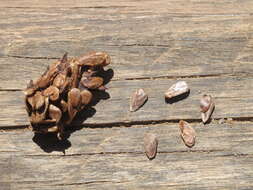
[1,117,253,131]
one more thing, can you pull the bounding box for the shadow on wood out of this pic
[165,90,190,104]
[32,133,71,154]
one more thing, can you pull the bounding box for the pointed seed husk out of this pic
[130,88,148,112]
[200,94,215,124]
[179,120,196,148]
[165,81,189,99]
[144,133,158,160]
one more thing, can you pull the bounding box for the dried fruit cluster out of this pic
[24,52,111,139]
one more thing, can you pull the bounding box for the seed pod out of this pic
[144,133,158,160]
[165,81,189,99]
[60,100,68,112]
[78,52,111,67]
[130,88,148,112]
[48,104,62,124]
[43,86,60,101]
[35,65,59,89]
[179,120,196,148]
[80,89,93,106]
[30,97,49,124]
[200,94,215,124]
[24,80,37,96]
[67,88,82,124]
[80,76,104,90]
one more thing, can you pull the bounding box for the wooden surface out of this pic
[0,0,253,189]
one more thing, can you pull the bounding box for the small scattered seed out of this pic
[130,88,148,112]
[165,81,189,99]
[200,94,215,124]
[179,120,196,148]
[144,133,158,160]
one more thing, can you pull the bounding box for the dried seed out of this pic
[200,94,215,124]
[43,86,60,101]
[165,81,189,99]
[48,104,62,124]
[24,80,36,96]
[80,89,93,105]
[130,89,148,112]
[144,133,158,160]
[80,76,104,90]
[179,120,196,148]
[68,88,81,108]
[78,52,111,67]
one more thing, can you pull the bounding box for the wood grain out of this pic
[1,75,253,127]
[0,5,253,89]
[1,0,253,189]
[0,122,253,189]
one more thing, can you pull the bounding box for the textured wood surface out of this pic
[1,0,253,189]
[1,123,253,189]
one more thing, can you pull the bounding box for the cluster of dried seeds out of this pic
[138,81,215,160]
[24,51,111,139]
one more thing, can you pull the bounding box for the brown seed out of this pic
[80,89,93,105]
[200,94,215,124]
[165,81,189,99]
[67,88,82,124]
[24,80,37,96]
[77,52,111,67]
[130,89,148,112]
[144,133,158,160]
[48,104,62,124]
[179,120,196,148]
[80,76,104,90]
[43,86,60,101]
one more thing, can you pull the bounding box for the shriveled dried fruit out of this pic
[24,51,112,139]
[200,94,215,124]
[43,86,60,101]
[78,51,111,68]
[130,89,148,112]
[80,76,104,90]
[165,81,189,99]
[179,120,196,148]
[144,133,158,160]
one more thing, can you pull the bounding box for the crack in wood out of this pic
[21,150,253,158]
[54,180,129,186]
[1,116,253,131]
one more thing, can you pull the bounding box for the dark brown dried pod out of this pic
[144,133,158,160]
[35,64,59,89]
[165,81,189,99]
[60,100,68,113]
[25,51,112,139]
[30,96,49,124]
[53,73,67,89]
[24,80,37,96]
[48,104,62,124]
[200,94,215,124]
[130,89,148,112]
[80,89,93,106]
[43,86,60,101]
[80,76,104,90]
[67,88,81,124]
[77,52,111,67]
[179,120,196,148]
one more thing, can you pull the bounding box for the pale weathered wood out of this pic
[1,0,253,189]
[1,76,253,127]
[0,122,253,189]
[0,5,253,89]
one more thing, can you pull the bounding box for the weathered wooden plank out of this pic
[0,7,253,89]
[0,0,252,16]
[1,76,253,127]
[0,122,253,189]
